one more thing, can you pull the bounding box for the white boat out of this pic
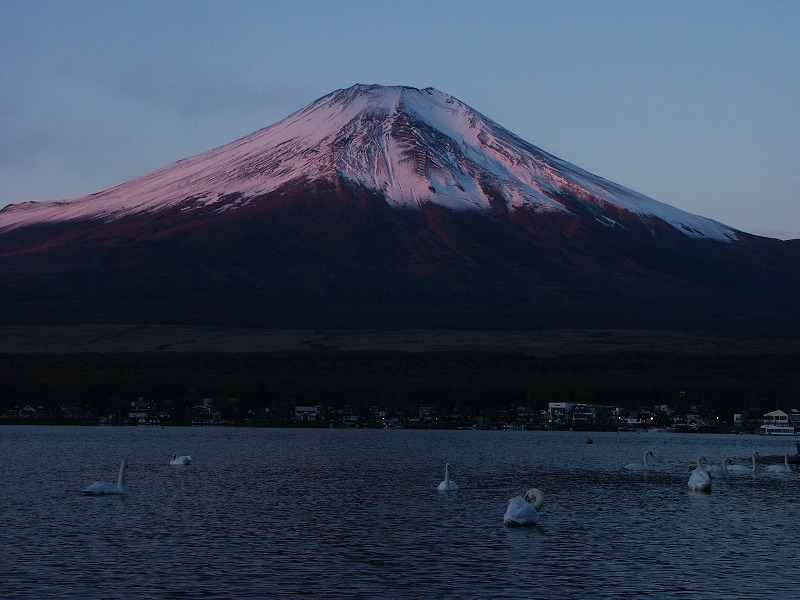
[759,424,798,436]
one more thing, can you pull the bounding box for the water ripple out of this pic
[2,427,800,598]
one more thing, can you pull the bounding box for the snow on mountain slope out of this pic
[0,84,736,242]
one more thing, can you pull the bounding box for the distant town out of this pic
[4,396,799,435]
[3,350,797,435]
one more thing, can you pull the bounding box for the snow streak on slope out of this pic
[0,84,736,241]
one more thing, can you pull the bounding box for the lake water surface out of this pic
[2,426,799,598]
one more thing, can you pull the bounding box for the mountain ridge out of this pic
[0,84,797,335]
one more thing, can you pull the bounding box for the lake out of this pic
[2,426,799,598]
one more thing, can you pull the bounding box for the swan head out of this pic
[524,488,544,510]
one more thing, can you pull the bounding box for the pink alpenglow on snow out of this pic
[0,85,736,243]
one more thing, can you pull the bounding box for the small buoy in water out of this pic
[586,438,593,445]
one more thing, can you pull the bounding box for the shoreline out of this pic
[2,325,799,355]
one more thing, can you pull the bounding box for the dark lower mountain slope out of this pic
[1,178,798,335]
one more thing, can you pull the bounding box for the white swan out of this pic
[437,463,458,491]
[624,450,654,471]
[169,454,193,465]
[504,488,544,526]
[728,451,759,474]
[705,457,732,479]
[688,456,712,492]
[765,454,792,473]
[83,459,127,495]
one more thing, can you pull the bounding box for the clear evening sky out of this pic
[1,0,798,239]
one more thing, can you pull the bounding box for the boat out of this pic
[759,424,798,436]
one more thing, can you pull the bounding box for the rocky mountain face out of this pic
[1,84,798,334]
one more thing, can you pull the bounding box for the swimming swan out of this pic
[728,451,759,474]
[83,459,127,495]
[765,454,792,473]
[705,457,732,479]
[170,454,193,465]
[437,463,458,491]
[624,450,654,471]
[688,456,712,492]
[504,488,544,526]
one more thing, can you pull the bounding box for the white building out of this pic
[294,405,323,422]
[763,409,789,425]
[547,402,575,424]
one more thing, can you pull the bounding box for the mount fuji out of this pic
[1,84,798,334]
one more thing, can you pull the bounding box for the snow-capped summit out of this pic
[1,84,734,242]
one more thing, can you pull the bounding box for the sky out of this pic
[1,0,798,239]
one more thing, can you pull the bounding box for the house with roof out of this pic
[763,409,789,425]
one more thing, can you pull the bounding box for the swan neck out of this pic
[117,459,127,489]
[444,464,450,486]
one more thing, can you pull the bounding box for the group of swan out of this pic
[690,451,794,491]
[623,449,793,494]
[706,451,795,475]
[437,463,544,527]
[83,453,193,496]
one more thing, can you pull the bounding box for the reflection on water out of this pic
[2,426,799,598]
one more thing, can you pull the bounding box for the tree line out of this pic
[1,351,798,423]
